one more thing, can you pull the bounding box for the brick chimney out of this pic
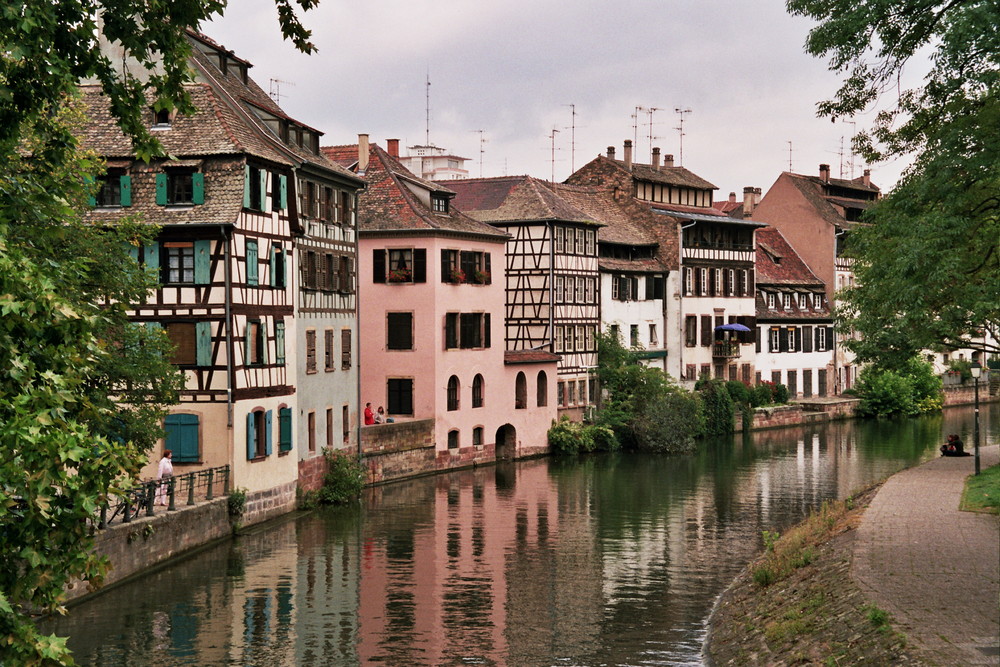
[607,146,616,159]
[664,153,675,168]
[358,133,370,173]
[743,186,761,218]
[728,192,736,204]
[386,138,399,158]
[652,147,661,169]
[623,140,633,169]
[863,168,871,188]
[819,163,830,183]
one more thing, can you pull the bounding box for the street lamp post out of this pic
[971,361,982,475]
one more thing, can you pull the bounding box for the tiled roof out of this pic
[324,145,508,238]
[578,154,717,190]
[598,257,664,273]
[504,349,561,364]
[784,172,873,231]
[448,176,602,225]
[755,226,825,287]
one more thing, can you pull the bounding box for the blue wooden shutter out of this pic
[260,169,269,212]
[243,164,251,209]
[155,173,167,205]
[120,174,132,207]
[244,324,252,366]
[279,407,292,452]
[166,414,200,463]
[195,321,212,366]
[247,241,258,286]
[261,321,268,364]
[275,320,285,365]
[192,173,205,205]
[194,239,211,284]
[246,412,256,459]
[85,174,96,207]
[144,242,160,272]
[279,174,288,210]
[269,245,277,287]
[264,410,273,456]
[126,244,139,262]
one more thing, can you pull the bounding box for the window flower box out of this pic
[474,270,490,284]
[387,268,411,283]
[449,268,466,284]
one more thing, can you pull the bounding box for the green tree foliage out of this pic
[547,417,617,456]
[855,357,943,417]
[318,449,366,505]
[1,2,320,662]
[787,0,1000,363]
[697,379,736,436]
[631,390,703,454]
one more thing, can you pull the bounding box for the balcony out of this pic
[712,341,741,359]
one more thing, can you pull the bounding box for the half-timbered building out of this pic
[323,138,558,462]
[449,176,603,419]
[567,142,764,386]
[80,31,361,523]
[754,227,835,397]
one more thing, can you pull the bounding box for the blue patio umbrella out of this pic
[714,323,751,332]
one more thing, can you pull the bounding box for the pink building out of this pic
[322,138,557,468]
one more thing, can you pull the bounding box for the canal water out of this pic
[51,404,998,666]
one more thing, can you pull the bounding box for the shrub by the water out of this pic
[855,357,942,417]
[319,449,366,504]
[751,382,774,407]
[699,378,735,435]
[632,389,704,453]
[773,383,790,404]
[726,380,751,405]
[548,416,617,455]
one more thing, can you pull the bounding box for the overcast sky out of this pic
[205,0,918,198]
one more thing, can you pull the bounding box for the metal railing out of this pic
[98,465,230,529]
[712,341,741,359]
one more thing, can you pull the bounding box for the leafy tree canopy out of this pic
[787,0,1000,362]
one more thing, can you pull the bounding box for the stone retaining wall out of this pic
[297,454,328,493]
[243,480,297,527]
[942,384,998,406]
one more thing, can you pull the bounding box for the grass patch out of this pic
[752,498,855,588]
[960,463,1000,514]
[861,603,892,633]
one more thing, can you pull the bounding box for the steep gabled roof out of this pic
[448,176,601,225]
[781,171,875,230]
[322,144,507,238]
[572,154,718,190]
[755,226,825,287]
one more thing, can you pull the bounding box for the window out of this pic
[93,173,130,207]
[575,277,585,302]
[554,325,564,353]
[473,427,483,448]
[575,229,584,254]
[700,315,712,347]
[164,414,199,463]
[245,409,271,460]
[270,245,286,288]
[153,108,172,127]
[305,329,317,373]
[767,292,776,309]
[817,326,828,351]
[645,275,665,300]
[727,269,736,296]
[387,312,413,350]
[813,293,822,309]
[557,381,565,406]
[324,329,335,371]
[576,325,586,351]
[164,322,196,365]
[387,378,413,415]
[447,375,460,411]
[281,407,294,453]
[567,380,576,405]
[164,242,195,284]
[447,429,459,449]
[610,324,620,342]
[714,268,723,296]
[373,248,426,283]
[342,329,352,369]
[342,405,350,442]
[782,293,791,309]
[630,324,640,347]
[156,170,204,206]
[739,269,749,296]
[585,277,595,303]
[799,293,808,309]
[555,276,565,303]
[684,267,693,295]
[770,327,780,353]
[554,226,565,253]
[326,409,334,448]
[432,195,449,213]
[787,327,797,352]
[649,324,658,347]
[536,371,547,407]
[515,372,527,409]
[586,326,595,352]
[245,165,267,211]
[275,320,285,366]
[246,319,266,366]
[699,268,708,296]
[445,312,491,349]
[473,374,484,408]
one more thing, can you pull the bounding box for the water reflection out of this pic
[51,405,998,666]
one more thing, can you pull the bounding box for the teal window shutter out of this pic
[155,173,167,205]
[144,321,162,333]
[126,244,139,262]
[264,410,273,456]
[85,174,96,207]
[244,325,252,366]
[275,320,285,365]
[120,175,132,207]
[278,407,292,452]
[243,164,251,209]
[246,412,256,459]
[262,321,268,364]
[195,321,212,366]
[260,169,269,212]
[194,239,211,284]
[279,174,287,210]
[165,414,200,463]
[247,240,258,286]
[192,173,205,204]
[144,242,160,274]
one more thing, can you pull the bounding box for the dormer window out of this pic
[432,195,449,214]
[152,108,172,129]
[156,168,205,206]
[782,293,791,309]
[767,292,776,310]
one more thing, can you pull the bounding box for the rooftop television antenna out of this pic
[548,127,560,183]
[563,103,577,173]
[471,129,488,177]
[674,107,692,166]
[269,78,294,104]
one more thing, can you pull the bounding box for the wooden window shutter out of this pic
[317,251,328,290]
[144,242,160,272]
[192,173,205,205]
[265,410,273,456]
[484,313,491,348]
[269,246,277,287]
[85,174,96,207]
[413,249,427,282]
[275,320,285,365]
[700,315,712,346]
[246,241,258,286]
[244,324,252,365]
[194,239,211,284]
[261,321,268,364]
[802,325,813,353]
[341,329,351,369]
[120,175,132,207]
[485,253,492,283]
[329,254,340,292]
[278,174,288,210]
[259,169,269,212]
[645,275,655,300]
[195,321,212,366]
[779,327,789,352]
[126,244,139,262]
[441,249,450,283]
[373,249,386,283]
[279,407,293,452]
[246,412,256,459]
[755,328,761,353]
[243,165,251,208]
[155,173,168,205]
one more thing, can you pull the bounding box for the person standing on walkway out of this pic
[156,449,173,506]
[364,402,375,426]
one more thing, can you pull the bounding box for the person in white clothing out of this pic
[156,450,173,506]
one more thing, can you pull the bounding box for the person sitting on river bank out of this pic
[940,434,967,456]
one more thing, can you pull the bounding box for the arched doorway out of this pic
[495,423,516,461]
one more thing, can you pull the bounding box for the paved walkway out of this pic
[852,444,1000,665]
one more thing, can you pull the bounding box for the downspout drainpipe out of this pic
[833,229,846,395]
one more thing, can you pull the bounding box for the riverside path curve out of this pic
[852,443,1000,665]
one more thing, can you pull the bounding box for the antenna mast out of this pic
[425,73,431,145]
[674,107,691,166]
[787,140,794,171]
[548,128,560,183]
[472,130,488,178]
[842,120,857,178]
[269,78,294,103]
[563,103,577,173]
[647,107,662,162]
